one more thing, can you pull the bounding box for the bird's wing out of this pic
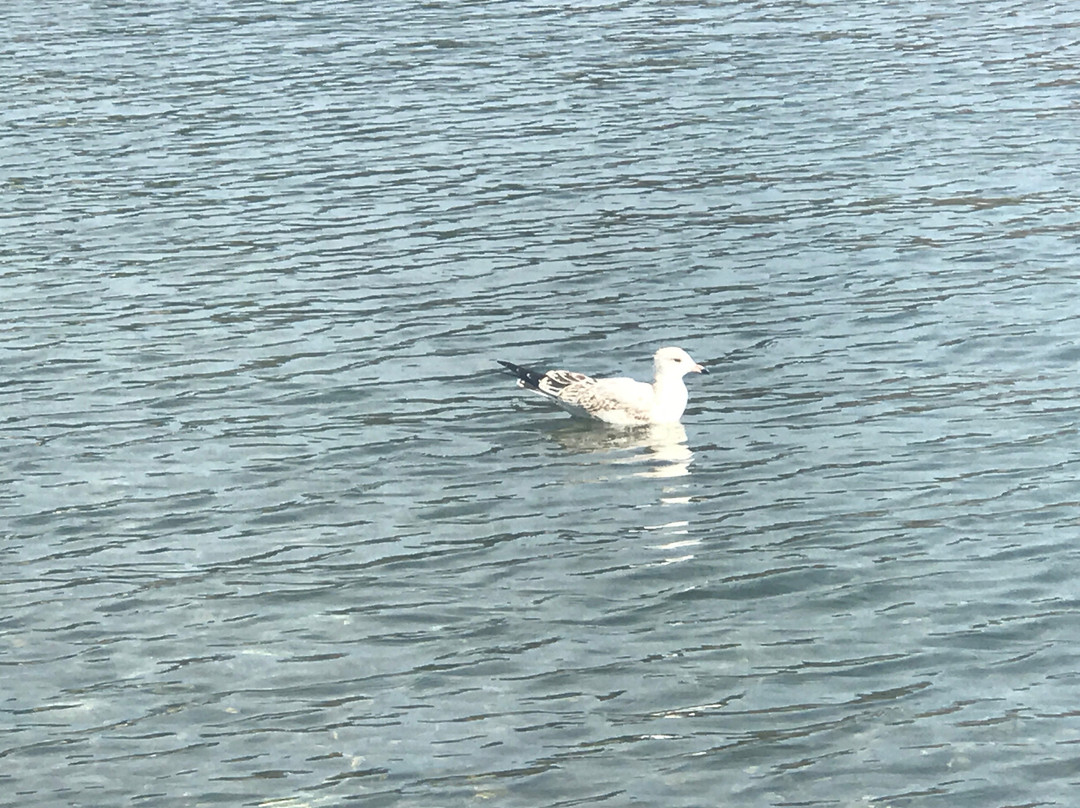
[537,369,593,397]
[555,376,655,423]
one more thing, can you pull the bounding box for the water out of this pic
[5,1,1080,805]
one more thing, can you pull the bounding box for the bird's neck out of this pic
[653,370,687,390]
[651,372,689,422]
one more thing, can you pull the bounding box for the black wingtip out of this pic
[497,359,544,390]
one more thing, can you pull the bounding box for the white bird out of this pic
[498,346,708,426]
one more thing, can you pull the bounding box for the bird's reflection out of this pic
[549,421,693,478]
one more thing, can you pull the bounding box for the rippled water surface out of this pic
[6,1,1080,806]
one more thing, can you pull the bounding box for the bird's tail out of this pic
[497,360,545,391]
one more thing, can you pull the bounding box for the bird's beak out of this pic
[694,363,708,374]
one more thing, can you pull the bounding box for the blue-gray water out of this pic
[5,1,1080,806]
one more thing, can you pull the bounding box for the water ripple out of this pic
[6,1,1080,806]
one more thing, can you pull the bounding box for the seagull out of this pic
[498,346,708,426]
